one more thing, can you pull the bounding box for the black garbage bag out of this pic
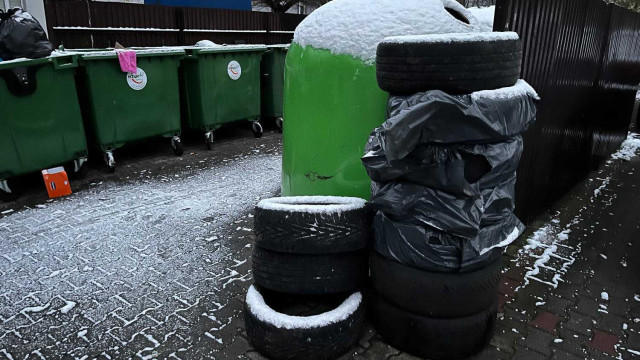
[375,81,538,161]
[370,181,484,239]
[373,211,524,272]
[0,8,53,61]
[365,136,524,238]
[364,133,524,197]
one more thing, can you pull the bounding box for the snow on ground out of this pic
[0,152,281,357]
[293,0,486,63]
[610,133,640,161]
[512,132,639,290]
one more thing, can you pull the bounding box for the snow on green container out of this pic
[282,0,486,199]
[0,55,87,198]
[75,48,185,171]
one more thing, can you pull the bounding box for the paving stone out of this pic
[554,327,590,357]
[513,345,549,360]
[564,310,596,336]
[518,327,556,356]
[587,329,619,356]
[362,338,401,358]
[540,294,575,316]
[529,311,561,335]
[499,277,521,297]
[550,348,586,360]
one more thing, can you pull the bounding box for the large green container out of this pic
[261,45,288,129]
[282,43,388,199]
[181,45,266,148]
[0,55,87,195]
[75,48,185,170]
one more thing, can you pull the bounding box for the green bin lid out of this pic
[184,44,268,56]
[72,47,186,61]
[0,53,78,71]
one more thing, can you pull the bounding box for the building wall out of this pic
[144,0,251,10]
[24,0,47,34]
[252,2,318,14]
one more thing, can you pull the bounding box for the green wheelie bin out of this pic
[260,45,288,132]
[180,45,267,149]
[0,54,88,200]
[74,48,185,172]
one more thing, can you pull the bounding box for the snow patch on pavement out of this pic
[513,132,639,291]
[610,133,640,161]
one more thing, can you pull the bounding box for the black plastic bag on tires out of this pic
[373,211,523,272]
[366,136,524,238]
[373,80,538,161]
[0,8,53,61]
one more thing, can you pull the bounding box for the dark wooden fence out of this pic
[43,0,306,48]
[495,0,640,223]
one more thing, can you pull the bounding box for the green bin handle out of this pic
[51,55,78,70]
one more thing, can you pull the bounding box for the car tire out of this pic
[245,285,365,360]
[254,196,371,254]
[252,246,367,295]
[370,250,501,318]
[376,33,522,95]
[371,293,497,360]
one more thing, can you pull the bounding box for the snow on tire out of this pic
[254,196,371,254]
[376,32,522,95]
[370,250,501,318]
[371,294,497,360]
[245,285,365,360]
[252,246,367,295]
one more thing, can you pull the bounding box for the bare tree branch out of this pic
[252,0,331,13]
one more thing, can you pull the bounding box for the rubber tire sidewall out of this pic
[376,38,522,95]
[252,246,368,295]
[370,250,501,318]
[371,294,497,360]
[244,294,365,360]
[254,203,371,254]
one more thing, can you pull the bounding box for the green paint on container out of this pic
[282,43,388,199]
[181,46,266,132]
[76,49,184,151]
[261,45,288,119]
[0,55,87,180]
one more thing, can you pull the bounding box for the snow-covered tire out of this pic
[254,196,371,254]
[245,285,365,360]
[370,250,501,318]
[371,294,497,360]
[376,32,522,95]
[252,246,367,295]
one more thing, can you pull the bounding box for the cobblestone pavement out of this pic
[1,128,640,359]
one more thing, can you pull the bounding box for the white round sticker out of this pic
[227,60,241,80]
[126,68,147,90]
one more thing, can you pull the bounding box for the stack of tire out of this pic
[363,32,539,359]
[244,196,371,360]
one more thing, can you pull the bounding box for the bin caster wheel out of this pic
[104,151,116,173]
[276,117,283,133]
[68,157,89,179]
[172,136,184,156]
[252,122,264,139]
[205,132,214,150]
[0,180,16,203]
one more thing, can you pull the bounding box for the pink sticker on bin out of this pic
[116,49,137,73]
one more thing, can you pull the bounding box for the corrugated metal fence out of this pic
[494,0,640,223]
[43,0,306,48]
